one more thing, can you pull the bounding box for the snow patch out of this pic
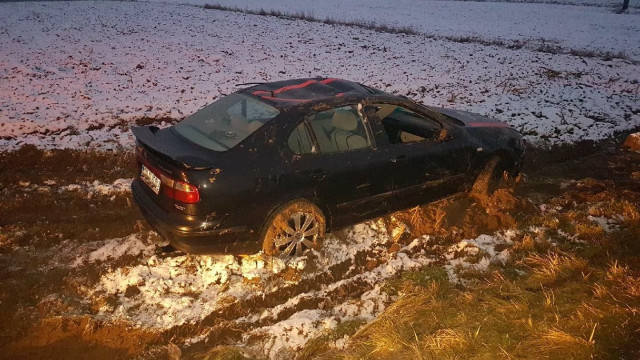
[587,215,622,233]
[443,231,515,283]
[59,178,133,197]
[73,233,155,267]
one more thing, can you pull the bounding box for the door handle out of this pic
[391,155,407,163]
[310,169,327,179]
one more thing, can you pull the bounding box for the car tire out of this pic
[260,199,326,257]
[470,156,509,197]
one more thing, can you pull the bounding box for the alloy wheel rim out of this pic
[274,212,319,257]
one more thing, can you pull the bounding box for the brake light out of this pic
[158,171,200,204]
[172,180,200,203]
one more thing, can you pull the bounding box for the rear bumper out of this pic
[131,179,261,255]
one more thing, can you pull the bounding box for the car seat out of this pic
[309,117,336,152]
[331,110,367,151]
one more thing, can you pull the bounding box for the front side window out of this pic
[173,93,280,151]
[370,104,442,144]
[306,105,371,154]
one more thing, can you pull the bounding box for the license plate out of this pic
[141,165,161,194]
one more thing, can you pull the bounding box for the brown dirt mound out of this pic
[5,317,160,360]
[389,187,533,243]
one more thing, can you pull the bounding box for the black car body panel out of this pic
[131,78,524,254]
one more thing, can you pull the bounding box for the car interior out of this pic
[370,104,442,144]
[288,122,314,154]
[308,106,370,153]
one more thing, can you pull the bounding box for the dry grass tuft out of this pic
[349,290,443,357]
[529,327,596,358]
[423,328,470,353]
[592,282,610,299]
[203,3,418,35]
[514,233,536,253]
[622,276,640,297]
[524,252,589,286]
[542,287,556,308]
[605,261,640,298]
[297,319,366,360]
[606,260,629,281]
[574,222,605,242]
[199,345,248,360]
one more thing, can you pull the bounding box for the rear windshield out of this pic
[173,93,280,151]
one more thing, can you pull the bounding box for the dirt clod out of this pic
[622,132,640,152]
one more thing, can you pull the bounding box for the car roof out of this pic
[240,78,389,108]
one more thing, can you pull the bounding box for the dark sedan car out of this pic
[131,78,524,256]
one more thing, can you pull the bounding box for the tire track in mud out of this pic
[155,234,452,355]
[71,220,432,354]
[173,249,388,334]
[91,225,397,330]
[169,249,427,355]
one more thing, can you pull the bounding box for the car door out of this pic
[283,103,394,229]
[365,103,472,209]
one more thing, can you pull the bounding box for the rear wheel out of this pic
[260,200,326,257]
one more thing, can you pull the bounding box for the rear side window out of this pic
[306,105,371,154]
[288,122,314,154]
[173,94,279,151]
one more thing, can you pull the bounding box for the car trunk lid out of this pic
[132,125,217,169]
[132,125,214,214]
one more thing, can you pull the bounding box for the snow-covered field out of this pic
[156,0,640,59]
[452,0,638,6]
[1,1,638,151]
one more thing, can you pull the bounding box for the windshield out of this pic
[173,93,280,151]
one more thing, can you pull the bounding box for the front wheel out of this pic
[260,200,326,257]
[470,156,511,197]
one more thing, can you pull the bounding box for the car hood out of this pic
[429,106,511,128]
[131,126,216,169]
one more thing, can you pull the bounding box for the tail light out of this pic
[159,174,200,204]
[136,145,200,204]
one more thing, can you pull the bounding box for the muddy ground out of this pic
[0,135,639,359]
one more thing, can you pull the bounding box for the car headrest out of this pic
[347,135,367,149]
[332,110,358,131]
